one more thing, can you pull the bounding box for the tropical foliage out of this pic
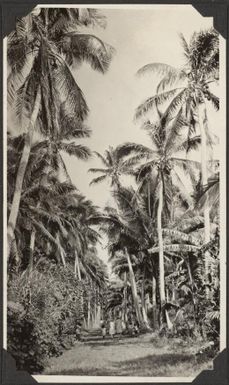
[7,8,220,374]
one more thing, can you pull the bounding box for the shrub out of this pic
[7,262,84,373]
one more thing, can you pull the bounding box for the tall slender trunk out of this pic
[87,298,91,329]
[74,250,81,280]
[28,229,36,274]
[152,275,157,329]
[124,247,143,326]
[152,276,157,307]
[157,181,172,329]
[172,279,176,302]
[11,235,20,271]
[123,271,128,323]
[157,182,165,304]
[186,258,196,325]
[141,271,151,329]
[7,87,41,259]
[148,180,151,217]
[56,232,66,267]
[197,101,211,298]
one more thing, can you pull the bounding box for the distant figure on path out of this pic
[109,319,115,339]
[75,323,81,341]
[115,317,122,336]
[101,322,107,339]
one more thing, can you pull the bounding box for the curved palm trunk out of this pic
[7,88,41,259]
[197,101,211,298]
[74,250,81,280]
[56,232,66,267]
[157,182,172,329]
[124,247,143,327]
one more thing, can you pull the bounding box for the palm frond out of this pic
[176,135,201,153]
[137,62,177,77]
[121,153,147,170]
[163,229,201,246]
[149,244,200,254]
[156,69,186,93]
[179,33,190,59]
[196,174,219,212]
[116,142,153,158]
[60,33,114,73]
[59,142,91,159]
[93,151,110,167]
[88,167,109,174]
[89,174,107,186]
[204,91,219,110]
[54,56,89,120]
[135,88,180,120]
[161,88,189,123]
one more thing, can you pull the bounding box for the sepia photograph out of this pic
[3,3,227,382]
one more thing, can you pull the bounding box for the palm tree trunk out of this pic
[157,182,165,304]
[152,275,157,329]
[87,298,91,329]
[186,258,197,326]
[7,87,41,259]
[123,271,128,323]
[141,274,151,329]
[152,276,157,307]
[197,101,211,298]
[148,180,151,217]
[124,247,143,326]
[74,250,81,280]
[56,232,66,267]
[11,235,20,271]
[28,229,36,274]
[157,182,172,329]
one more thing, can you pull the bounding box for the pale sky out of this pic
[62,6,216,207]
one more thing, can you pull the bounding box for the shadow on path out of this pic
[47,353,199,376]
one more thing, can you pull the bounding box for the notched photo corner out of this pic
[2,2,227,384]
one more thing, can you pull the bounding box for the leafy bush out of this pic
[7,262,84,373]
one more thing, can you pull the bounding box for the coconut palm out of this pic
[90,185,158,329]
[196,171,219,220]
[88,146,142,189]
[135,28,219,291]
[7,8,114,259]
[118,109,200,327]
[8,133,103,277]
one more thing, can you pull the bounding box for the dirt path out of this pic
[44,333,213,377]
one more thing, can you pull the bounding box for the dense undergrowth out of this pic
[8,262,85,373]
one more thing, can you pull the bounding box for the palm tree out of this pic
[135,28,219,292]
[88,146,141,189]
[7,8,114,258]
[8,132,103,277]
[119,111,200,327]
[90,185,158,330]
